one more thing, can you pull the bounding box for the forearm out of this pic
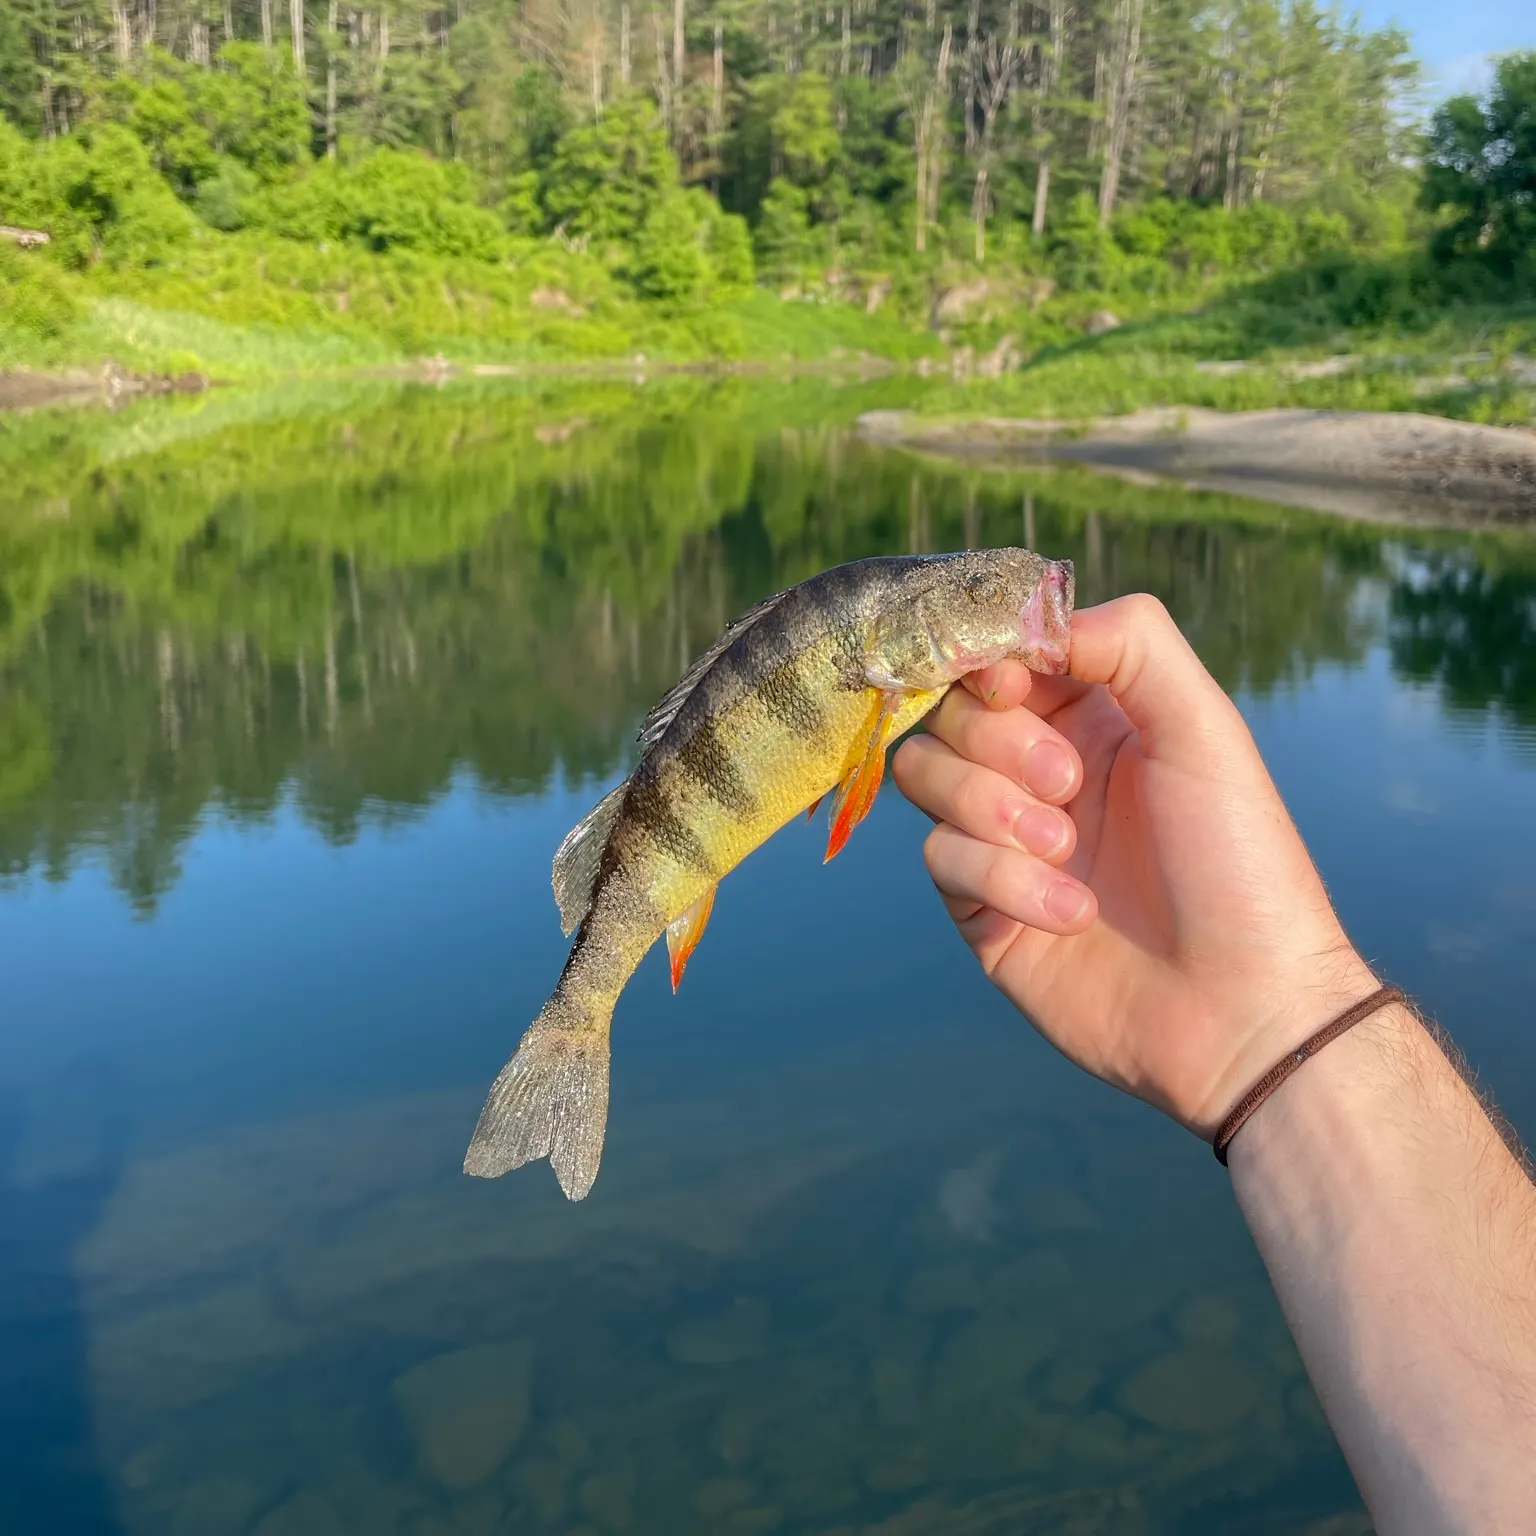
[1231,1002,1536,1534]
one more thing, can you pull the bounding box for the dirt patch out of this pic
[857,407,1536,526]
[0,364,212,414]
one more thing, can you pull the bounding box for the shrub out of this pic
[630,193,708,304]
[252,150,505,259]
[0,244,79,341]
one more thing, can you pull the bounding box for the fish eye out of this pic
[965,573,1007,605]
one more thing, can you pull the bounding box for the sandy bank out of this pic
[857,407,1536,525]
[0,364,212,413]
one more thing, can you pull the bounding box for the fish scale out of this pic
[464,549,1075,1200]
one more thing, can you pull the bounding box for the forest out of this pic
[0,1,1533,395]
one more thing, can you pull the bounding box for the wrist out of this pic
[1223,999,1427,1184]
[1192,947,1385,1141]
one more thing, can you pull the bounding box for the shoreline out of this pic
[0,352,907,417]
[857,407,1536,526]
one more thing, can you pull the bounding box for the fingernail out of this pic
[1013,804,1066,857]
[1045,880,1090,924]
[1028,741,1076,799]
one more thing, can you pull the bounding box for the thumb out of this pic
[1069,595,1247,771]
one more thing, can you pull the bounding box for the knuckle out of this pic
[979,846,1029,913]
[921,825,949,875]
[1122,592,1171,632]
[954,772,1000,832]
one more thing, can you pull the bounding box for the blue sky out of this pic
[1355,0,1531,97]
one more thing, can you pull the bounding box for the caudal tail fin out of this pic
[463,993,612,1200]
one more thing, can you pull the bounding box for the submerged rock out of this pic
[693,1478,756,1519]
[250,1490,347,1536]
[391,1340,532,1491]
[1115,1348,1259,1435]
[167,1475,266,1536]
[1170,1292,1243,1348]
[665,1298,770,1366]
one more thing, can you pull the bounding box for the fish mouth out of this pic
[1020,559,1074,675]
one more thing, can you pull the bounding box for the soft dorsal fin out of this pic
[636,588,790,753]
[551,781,627,935]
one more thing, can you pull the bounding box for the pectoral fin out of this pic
[666,883,718,992]
[825,690,904,863]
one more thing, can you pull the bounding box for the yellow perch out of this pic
[465,548,1075,1198]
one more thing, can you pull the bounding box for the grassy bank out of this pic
[5,229,1531,428]
[0,236,945,384]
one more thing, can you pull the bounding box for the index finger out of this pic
[961,658,1035,711]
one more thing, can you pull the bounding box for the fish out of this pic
[464,548,1075,1199]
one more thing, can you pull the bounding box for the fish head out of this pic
[866,549,1075,691]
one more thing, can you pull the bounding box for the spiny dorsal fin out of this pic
[635,589,791,753]
[551,781,627,935]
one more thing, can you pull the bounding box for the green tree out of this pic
[1422,51,1536,286]
[543,95,680,247]
[754,177,814,284]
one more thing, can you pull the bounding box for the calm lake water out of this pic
[2,379,1534,1536]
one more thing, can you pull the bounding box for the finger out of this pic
[893,735,1077,864]
[923,823,1097,936]
[1068,596,1246,770]
[922,687,1085,805]
[941,894,1027,971]
[961,658,1035,711]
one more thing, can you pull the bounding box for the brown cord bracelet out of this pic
[1213,985,1405,1166]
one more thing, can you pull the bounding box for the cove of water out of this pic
[2,378,1533,1536]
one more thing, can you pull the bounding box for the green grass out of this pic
[918,292,1536,426]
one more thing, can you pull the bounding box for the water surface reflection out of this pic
[1,382,1533,1535]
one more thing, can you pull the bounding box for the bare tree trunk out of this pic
[673,0,685,97]
[970,6,1023,265]
[325,0,338,155]
[963,0,980,157]
[652,10,672,130]
[190,17,209,62]
[711,20,723,192]
[914,122,928,253]
[916,23,953,251]
[261,0,273,48]
[1251,75,1285,201]
[1032,157,1050,236]
[841,2,850,74]
[620,0,630,86]
[1031,0,1065,238]
[224,0,235,46]
[290,0,306,75]
[1097,0,1143,226]
[110,0,132,60]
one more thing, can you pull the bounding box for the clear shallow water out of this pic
[1,381,1534,1536]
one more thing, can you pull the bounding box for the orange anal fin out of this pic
[805,793,824,822]
[824,690,904,864]
[666,883,717,992]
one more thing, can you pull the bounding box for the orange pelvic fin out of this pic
[825,689,903,864]
[805,793,824,822]
[666,883,718,992]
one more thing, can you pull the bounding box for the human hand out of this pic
[892,594,1378,1137]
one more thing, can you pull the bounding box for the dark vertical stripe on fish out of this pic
[624,772,719,877]
[757,657,827,739]
[674,717,758,819]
